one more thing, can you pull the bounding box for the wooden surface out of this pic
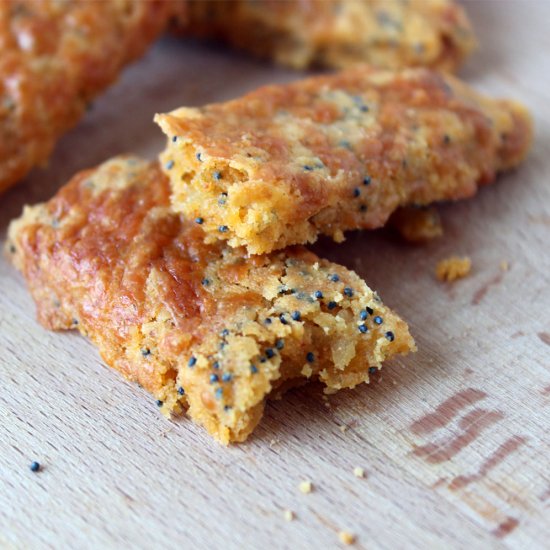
[1,2,549,548]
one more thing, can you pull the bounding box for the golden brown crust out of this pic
[0,0,172,194]
[177,0,476,71]
[7,156,415,443]
[156,65,533,254]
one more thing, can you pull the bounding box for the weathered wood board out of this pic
[1,2,549,548]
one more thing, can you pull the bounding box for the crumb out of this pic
[436,256,471,282]
[391,206,443,243]
[353,467,365,478]
[299,480,313,494]
[339,531,356,545]
[283,509,295,521]
[339,425,348,433]
[500,260,509,272]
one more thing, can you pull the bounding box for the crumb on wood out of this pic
[436,256,471,282]
[339,531,356,545]
[339,424,348,433]
[390,205,443,243]
[500,260,509,272]
[283,509,295,521]
[299,480,313,494]
[353,467,365,478]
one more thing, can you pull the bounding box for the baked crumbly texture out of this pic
[0,0,172,194]
[436,256,472,281]
[176,0,476,72]
[156,65,533,254]
[7,156,415,444]
[390,206,443,243]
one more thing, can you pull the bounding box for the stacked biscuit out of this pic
[4,1,533,443]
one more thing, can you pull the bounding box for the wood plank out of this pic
[1,1,549,548]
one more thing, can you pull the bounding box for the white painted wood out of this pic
[1,2,549,548]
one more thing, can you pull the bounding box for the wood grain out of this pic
[1,2,549,548]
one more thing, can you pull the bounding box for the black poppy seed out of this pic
[221,328,229,337]
[156,400,163,407]
[276,339,284,350]
[314,290,323,299]
[210,373,219,383]
[443,134,451,145]
[360,105,369,112]
[359,204,368,212]
[344,287,354,297]
[359,310,368,321]
[30,461,40,472]
[369,367,378,374]
[213,170,222,180]
[222,373,232,382]
[291,311,301,321]
[330,274,340,282]
[219,342,226,350]
[385,331,395,342]
[374,316,383,325]
[260,357,267,363]
[215,388,223,399]
[328,301,337,310]
[178,387,185,395]
[303,165,313,171]
[358,323,368,334]
[9,244,16,254]
[266,348,275,359]
[279,313,288,325]
[306,352,315,363]
[224,405,232,411]
[264,317,272,325]
[366,306,374,315]
[195,217,204,225]
[250,364,258,374]
[218,225,229,233]
[363,176,371,185]
[141,347,151,357]
[196,152,203,162]
[201,278,210,286]
[165,160,174,170]
[353,188,361,198]
[171,136,178,143]
[188,356,197,367]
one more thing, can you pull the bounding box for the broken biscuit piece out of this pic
[0,0,172,194]
[177,0,476,72]
[156,65,533,254]
[7,156,415,444]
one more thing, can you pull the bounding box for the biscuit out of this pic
[0,0,172,194]
[156,65,533,254]
[7,156,415,443]
[177,0,476,72]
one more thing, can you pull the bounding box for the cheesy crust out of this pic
[7,156,415,443]
[177,0,476,72]
[0,0,172,194]
[156,65,533,254]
